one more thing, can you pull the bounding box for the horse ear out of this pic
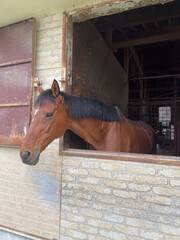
[51,79,60,98]
[37,83,44,93]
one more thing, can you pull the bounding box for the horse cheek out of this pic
[54,119,66,138]
[55,110,68,137]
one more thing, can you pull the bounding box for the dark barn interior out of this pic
[67,0,180,156]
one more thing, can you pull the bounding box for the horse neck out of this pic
[67,117,110,150]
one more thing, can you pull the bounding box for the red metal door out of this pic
[0,18,36,146]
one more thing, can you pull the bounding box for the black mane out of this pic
[35,89,56,106]
[35,89,121,122]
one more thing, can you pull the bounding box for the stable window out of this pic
[61,0,180,161]
[0,19,36,147]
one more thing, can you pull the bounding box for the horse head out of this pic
[20,80,68,165]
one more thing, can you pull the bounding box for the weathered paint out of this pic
[61,15,73,93]
[0,107,29,146]
[67,0,173,22]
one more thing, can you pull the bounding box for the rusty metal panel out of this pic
[0,18,36,147]
[72,21,127,110]
[0,107,29,146]
[0,63,31,104]
[0,19,34,64]
[61,15,73,93]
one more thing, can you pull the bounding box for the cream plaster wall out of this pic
[0,0,173,27]
[0,0,109,27]
[61,155,180,240]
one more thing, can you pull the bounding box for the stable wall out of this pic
[61,154,180,240]
[0,148,62,239]
[0,0,180,239]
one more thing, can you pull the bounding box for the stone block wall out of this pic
[35,14,63,89]
[0,148,62,240]
[61,156,180,240]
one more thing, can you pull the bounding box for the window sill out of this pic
[62,149,180,166]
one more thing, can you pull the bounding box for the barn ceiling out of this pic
[93,0,180,76]
[94,0,180,49]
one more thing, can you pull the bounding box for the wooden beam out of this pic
[96,1,180,32]
[124,48,129,76]
[105,30,112,48]
[130,47,143,76]
[112,25,180,49]
[149,67,180,74]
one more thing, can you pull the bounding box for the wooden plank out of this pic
[112,25,180,49]
[130,47,143,76]
[129,73,180,81]
[124,48,129,75]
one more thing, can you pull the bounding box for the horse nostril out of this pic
[21,151,32,163]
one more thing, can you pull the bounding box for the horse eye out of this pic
[46,111,53,118]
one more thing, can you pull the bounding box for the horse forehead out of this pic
[34,103,57,113]
[43,102,57,111]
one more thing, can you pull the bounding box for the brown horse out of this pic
[20,80,155,165]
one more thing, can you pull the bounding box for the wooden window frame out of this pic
[60,1,180,166]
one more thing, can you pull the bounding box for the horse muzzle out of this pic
[20,150,40,166]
